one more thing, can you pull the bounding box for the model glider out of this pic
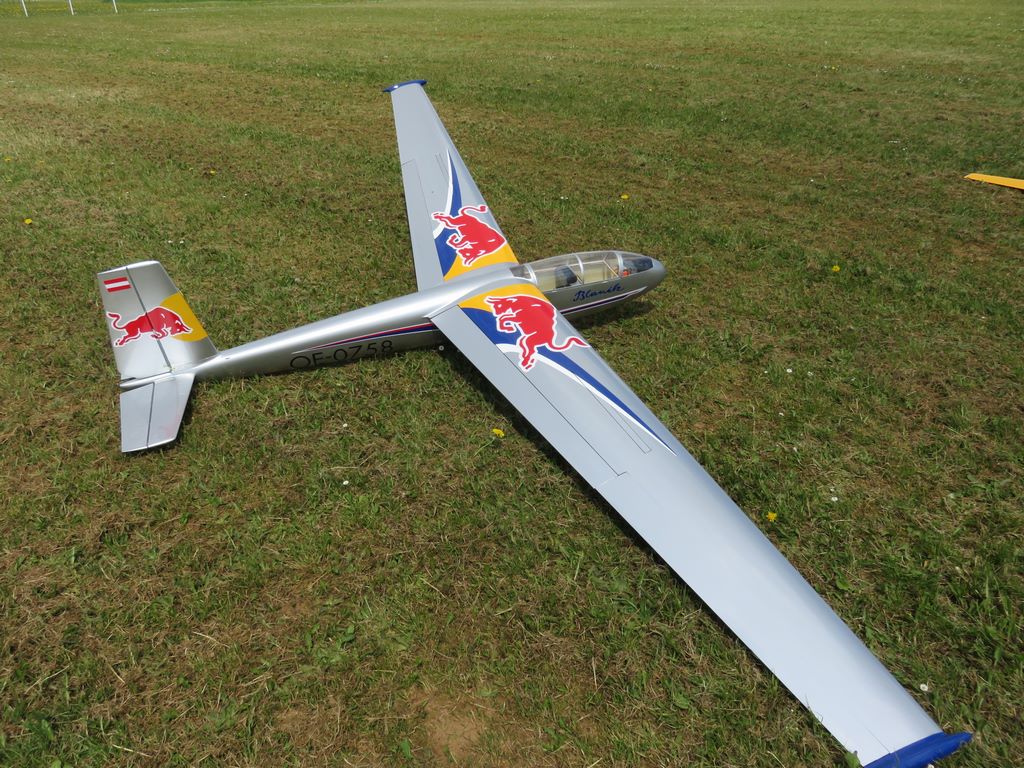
[965,172,1024,191]
[97,81,970,767]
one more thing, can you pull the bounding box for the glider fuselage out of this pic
[163,250,664,386]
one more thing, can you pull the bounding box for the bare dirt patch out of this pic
[408,687,488,764]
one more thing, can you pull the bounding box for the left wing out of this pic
[431,278,970,768]
[385,80,519,288]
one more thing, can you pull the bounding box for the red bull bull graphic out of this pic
[432,153,518,281]
[107,306,192,347]
[460,284,674,453]
[433,205,506,266]
[484,293,587,370]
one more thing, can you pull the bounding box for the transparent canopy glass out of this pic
[512,251,655,292]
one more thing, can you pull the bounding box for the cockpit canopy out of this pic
[511,251,656,292]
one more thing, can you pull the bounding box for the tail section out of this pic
[97,261,217,452]
[98,260,216,380]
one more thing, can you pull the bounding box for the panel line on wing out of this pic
[399,159,445,288]
[432,152,454,236]
[592,388,653,454]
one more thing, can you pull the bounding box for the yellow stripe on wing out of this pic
[443,243,520,281]
[458,281,548,311]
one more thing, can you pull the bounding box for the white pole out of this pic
[111,0,118,12]
[67,0,75,15]
[20,0,28,16]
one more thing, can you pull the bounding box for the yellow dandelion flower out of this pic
[491,428,505,439]
[23,218,33,225]
[832,264,841,273]
[620,193,630,200]
[3,156,11,162]
[766,511,778,522]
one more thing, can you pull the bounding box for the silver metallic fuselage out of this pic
[175,251,664,386]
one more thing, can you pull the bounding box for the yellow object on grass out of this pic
[965,173,1024,191]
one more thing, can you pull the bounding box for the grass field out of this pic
[1,1,1022,765]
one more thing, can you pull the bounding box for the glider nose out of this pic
[648,256,666,288]
[627,253,665,293]
[616,251,666,294]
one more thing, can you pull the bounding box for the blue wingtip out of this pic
[863,732,971,768]
[383,79,427,93]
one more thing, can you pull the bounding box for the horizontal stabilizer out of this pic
[120,374,194,452]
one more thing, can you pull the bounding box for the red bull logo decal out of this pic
[107,307,192,347]
[433,205,507,267]
[484,293,587,370]
[432,153,519,280]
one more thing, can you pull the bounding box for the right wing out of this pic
[431,277,970,768]
[385,80,519,288]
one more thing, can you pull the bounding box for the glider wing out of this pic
[386,80,519,288]
[431,279,969,768]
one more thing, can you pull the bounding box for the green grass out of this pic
[1,1,1021,765]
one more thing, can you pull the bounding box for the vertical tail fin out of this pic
[97,261,217,451]
[98,260,217,381]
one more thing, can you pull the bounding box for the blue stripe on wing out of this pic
[462,306,674,454]
[549,350,675,454]
[463,306,520,346]
[433,154,462,276]
[863,732,971,768]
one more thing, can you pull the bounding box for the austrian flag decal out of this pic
[103,276,132,293]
